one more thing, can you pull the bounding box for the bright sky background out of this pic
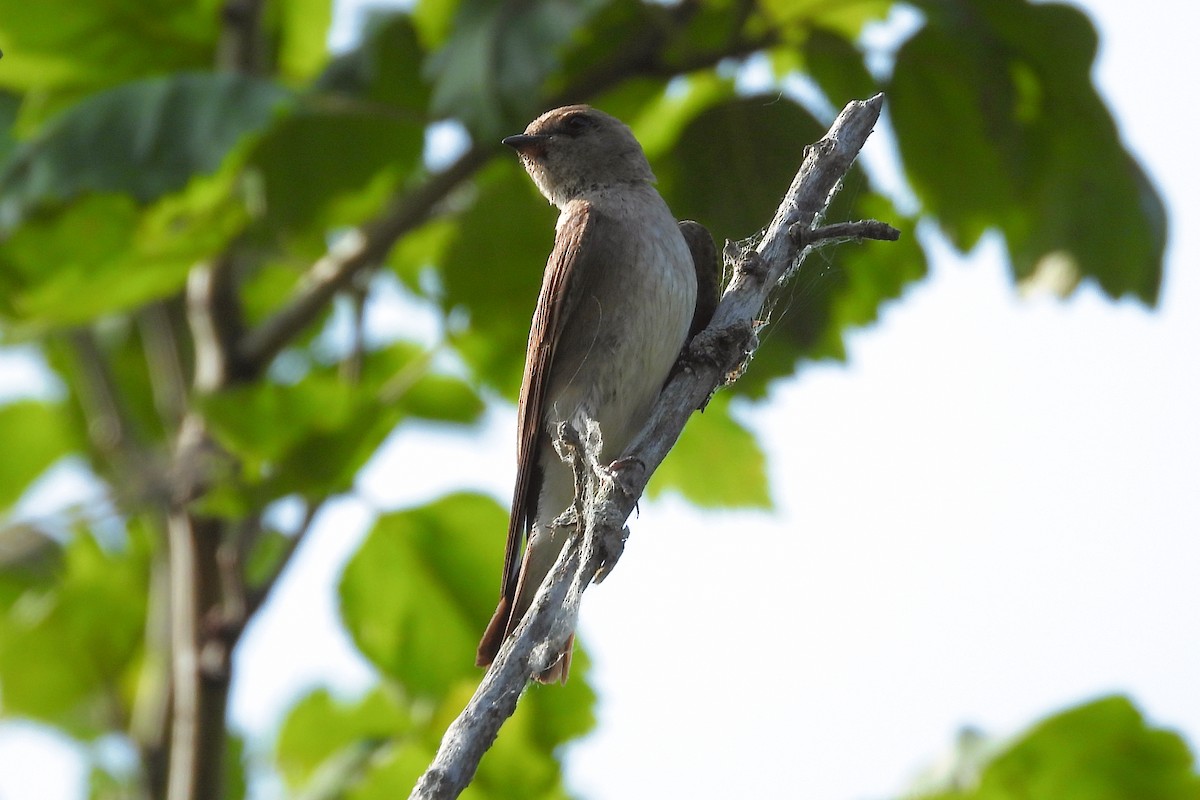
[1,1,1198,799]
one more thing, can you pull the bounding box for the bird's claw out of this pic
[601,456,645,499]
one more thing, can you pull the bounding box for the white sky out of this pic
[1,1,1198,798]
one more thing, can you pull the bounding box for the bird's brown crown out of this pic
[504,105,656,207]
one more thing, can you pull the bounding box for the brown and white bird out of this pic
[475,105,719,683]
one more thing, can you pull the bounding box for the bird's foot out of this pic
[601,456,645,497]
[550,506,578,533]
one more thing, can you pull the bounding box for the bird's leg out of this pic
[601,455,645,496]
[554,418,631,584]
[573,418,629,583]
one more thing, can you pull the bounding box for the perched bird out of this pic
[475,104,719,683]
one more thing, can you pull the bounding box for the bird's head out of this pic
[503,105,655,207]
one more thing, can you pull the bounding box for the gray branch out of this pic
[409,93,895,800]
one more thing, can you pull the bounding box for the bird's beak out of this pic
[502,134,550,157]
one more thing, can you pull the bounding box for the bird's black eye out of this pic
[562,113,590,136]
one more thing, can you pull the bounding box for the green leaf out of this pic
[88,760,130,800]
[239,260,312,328]
[199,344,481,508]
[656,94,826,241]
[339,493,506,696]
[517,650,596,750]
[42,314,179,466]
[0,72,293,219]
[386,216,458,292]
[316,11,430,114]
[411,0,461,49]
[648,393,770,509]
[0,173,249,329]
[274,676,593,800]
[891,0,1164,303]
[891,12,1032,252]
[0,524,63,606]
[758,0,891,39]
[987,696,1200,799]
[245,107,424,240]
[0,91,20,165]
[243,528,292,589]
[0,0,218,98]
[276,686,412,791]
[396,374,484,424]
[552,0,666,102]
[803,28,877,104]
[226,732,248,800]
[342,741,441,800]
[631,72,737,160]
[199,369,396,504]
[0,525,149,738]
[0,400,72,512]
[339,489,597,781]
[369,348,484,425]
[926,696,1200,800]
[730,189,926,397]
[274,0,333,82]
[663,0,754,63]
[440,162,556,395]
[0,196,142,324]
[199,369,352,459]
[470,698,569,799]
[424,0,606,138]
[431,678,593,800]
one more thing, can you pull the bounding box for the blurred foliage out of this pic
[891,0,1165,303]
[324,493,595,799]
[916,696,1200,800]
[0,0,1172,798]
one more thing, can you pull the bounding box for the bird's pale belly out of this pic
[548,246,695,461]
[535,232,695,530]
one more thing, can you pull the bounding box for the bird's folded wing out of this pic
[499,200,602,604]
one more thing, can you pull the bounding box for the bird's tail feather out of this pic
[476,596,575,684]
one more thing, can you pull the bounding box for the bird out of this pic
[475,104,720,683]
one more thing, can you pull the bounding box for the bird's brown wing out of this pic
[476,201,599,667]
[678,220,720,339]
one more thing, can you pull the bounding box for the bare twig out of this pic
[218,0,266,74]
[138,301,190,432]
[131,553,173,800]
[409,94,894,800]
[236,146,492,371]
[66,330,135,459]
[243,501,323,619]
[798,219,901,246]
[131,300,189,800]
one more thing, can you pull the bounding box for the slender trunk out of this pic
[166,413,235,800]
